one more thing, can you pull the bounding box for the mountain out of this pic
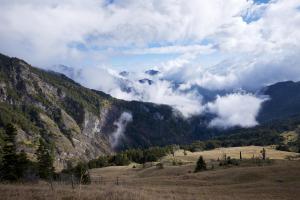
[138,78,154,85]
[0,53,300,169]
[258,81,300,122]
[145,69,160,76]
[0,54,212,169]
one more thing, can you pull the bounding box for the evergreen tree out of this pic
[16,150,31,179]
[113,153,130,166]
[74,162,91,184]
[36,139,54,180]
[194,156,207,172]
[261,148,266,160]
[1,123,18,181]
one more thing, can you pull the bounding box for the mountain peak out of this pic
[145,69,159,76]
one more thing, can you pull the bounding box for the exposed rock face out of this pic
[0,53,227,170]
[0,54,117,169]
[1,53,300,170]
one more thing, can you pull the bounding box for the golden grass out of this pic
[161,146,300,164]
[1,146,300,200]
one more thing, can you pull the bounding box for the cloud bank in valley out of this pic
[207,93,267,128]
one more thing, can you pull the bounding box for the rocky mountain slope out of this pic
[0,54,212,169]
[0,53,300,169]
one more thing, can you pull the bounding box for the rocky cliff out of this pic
[0,54,212,169]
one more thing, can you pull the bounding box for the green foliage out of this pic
[88,156,109,169]
[62,162,91,184]
[181,141,205,152]
[205,140,221,150]
[124,148,144,163]
[1,124,19,181]
[74,162,91,184]
[86,146,172,171]
[0,124,32,181]
[0,103,39,133]
[61,97,85,126]
[194,156,206,172]
[0,128,4,163]
[142,146,172,162]
[181,140,221,152]
[111,153,130,166]
[36,139,54,180]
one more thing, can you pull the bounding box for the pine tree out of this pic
[16,150,30,179]
[74,162,91,184]
[261,148,266,160]
[36,139,54,180]
[194,156,207,172]
[1,123,18,181]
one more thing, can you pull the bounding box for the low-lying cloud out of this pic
[52,65,268,127]
[206,93,267,128]
[53,65,204,117]
[109,112,133,149]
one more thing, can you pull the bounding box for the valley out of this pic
[1,1,300,199]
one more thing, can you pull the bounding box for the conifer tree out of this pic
[194,156,207,172]
[1,123,18,181]
[36,139,54,180]
[74,162,91,184]
[261,148,266,160]
[16,150,31,179]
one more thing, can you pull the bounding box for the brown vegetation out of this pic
[1,146,300,200]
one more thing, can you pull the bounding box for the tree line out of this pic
[0,123,54,182]
[0,123,174,184]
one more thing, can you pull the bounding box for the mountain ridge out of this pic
[0,53,300,169]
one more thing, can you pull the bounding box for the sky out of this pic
[0,0,300,128]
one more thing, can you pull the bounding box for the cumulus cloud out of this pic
[124,44,215,55]
[109,112,133,149]
[0,0,251,67]
[207,93,267,128]
[1,0,299,89]
[0,0,299,128]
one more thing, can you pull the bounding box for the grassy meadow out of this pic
[1,146,300,200]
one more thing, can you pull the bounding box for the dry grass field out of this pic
[162,145,299,164]
[1,146,300,200]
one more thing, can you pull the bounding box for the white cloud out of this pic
[130,80,204,117]
[207,93,267,128]
[0,0,251,67]
[109,112,133,149]
[53,64,204,117]
[124,44,215,55]
[1,0,299,89]
[1,0,299,128]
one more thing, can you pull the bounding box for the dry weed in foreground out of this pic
[0,183,148,200]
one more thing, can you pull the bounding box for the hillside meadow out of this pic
[1,146,300,200]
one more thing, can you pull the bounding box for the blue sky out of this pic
[0,0,299,85]
[0,0,300,127]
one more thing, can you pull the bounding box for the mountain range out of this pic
[0,53,300,169]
